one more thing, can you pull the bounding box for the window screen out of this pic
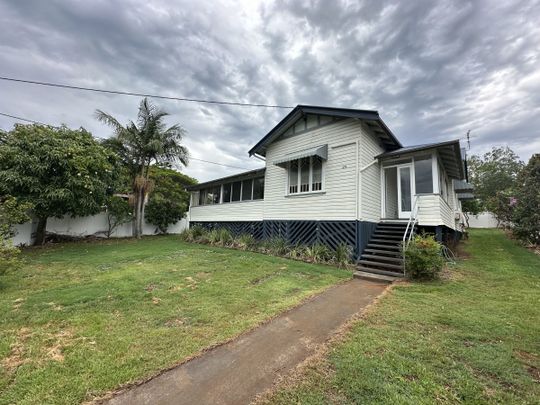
[289,160,298,193]
[232,181,241,202]
[312,156,322,191]
[253,177,264,200]
[299,157,310,192]
[222,183,231,203]
[241,179,253,201]
[414,156,433,193]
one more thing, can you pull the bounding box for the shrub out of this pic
[262,237,289,256]
[179,225,209,243]
[305,243,332,263]
[207,229,220,245]
[512,154,540,245]
[334,242,353,268]
[235,234,256,250]
[105,196,132,238]
[287,243,306,260]
[217,228,232,246]
[403,234,445,280]
[0,240,21,276]
[190,225,206,240]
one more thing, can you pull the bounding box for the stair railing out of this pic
[402,196,420,277]
[403,195,419,246]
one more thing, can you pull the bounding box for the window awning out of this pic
[273,144,328,167]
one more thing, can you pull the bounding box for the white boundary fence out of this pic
[11,213,188,246]
[467,212,499,228]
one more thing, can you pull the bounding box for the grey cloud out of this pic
[0,0,539,183]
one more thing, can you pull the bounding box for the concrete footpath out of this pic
[104,279,388,405]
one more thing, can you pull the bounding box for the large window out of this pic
[253,177,265,199]
[195,176,264,205]
[231,181,241,202]
[242,179,253,201]
[414,155,433,194]
[288,156,324,194]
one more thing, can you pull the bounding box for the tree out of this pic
[512,154,540,244]
[95,98,189,239]
[145,166,196,233]
[105,196,132,238]
[467,146,524,224]
[0,124,117,245]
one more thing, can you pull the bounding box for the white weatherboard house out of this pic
[188,105,471,278]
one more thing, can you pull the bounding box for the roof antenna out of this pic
[466,130,471,150]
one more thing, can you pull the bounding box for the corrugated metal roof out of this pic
[186,168,265,191]
[377,139,465,180]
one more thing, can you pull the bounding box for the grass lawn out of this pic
[264,229,540,404]
[0,236,349,404]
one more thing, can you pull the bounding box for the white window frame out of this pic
[286,156,325,195]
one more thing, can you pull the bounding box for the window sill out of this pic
[285,191,326,198]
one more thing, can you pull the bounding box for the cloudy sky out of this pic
[1,0,539,181]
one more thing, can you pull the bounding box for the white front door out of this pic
[397,165,414,219]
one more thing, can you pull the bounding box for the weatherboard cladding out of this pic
[263,119,364,221]
[360,123,385,222]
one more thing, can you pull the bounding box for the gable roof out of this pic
[248,105,402,157]
[376,139,466,179]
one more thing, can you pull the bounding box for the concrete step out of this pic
[356,266,405,278]
[353,270,401,283]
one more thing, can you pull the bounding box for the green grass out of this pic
[266,229,540,404]
[0,236,349,404]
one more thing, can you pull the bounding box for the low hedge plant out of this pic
[403,234,445,280]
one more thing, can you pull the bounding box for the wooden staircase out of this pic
[354,222,411,282]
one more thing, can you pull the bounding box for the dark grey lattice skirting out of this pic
[190,220,377,259]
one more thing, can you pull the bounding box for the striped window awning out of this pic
[273,144,328,167]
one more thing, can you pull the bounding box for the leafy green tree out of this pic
[1,196,32,275]
[145,166,196,233]
[467,146,524,223]
[0,124,117,245]
[105,196,132,238]
[512,154,540,244]
[95,98,189,239]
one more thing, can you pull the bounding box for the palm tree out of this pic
[95,98,189,238]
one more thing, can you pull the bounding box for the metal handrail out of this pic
[402,196,419,246]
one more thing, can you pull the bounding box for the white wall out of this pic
[263,118,363,221]
[360,124,385,222]
[189,200,264,222]
[467,212,499,228]
[11,213,188,246]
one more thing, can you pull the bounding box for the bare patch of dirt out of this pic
[45,328,75,363]
[515,350,540,382]
[12,297,25,311]
[454,242,472,260]
[1,327,32,373]
[164,318,186,328]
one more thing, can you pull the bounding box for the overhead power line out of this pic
[0,110,254,171]
[0,76,294,109]
[0,111,51,126]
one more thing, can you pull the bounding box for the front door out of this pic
[397,165,413,219]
